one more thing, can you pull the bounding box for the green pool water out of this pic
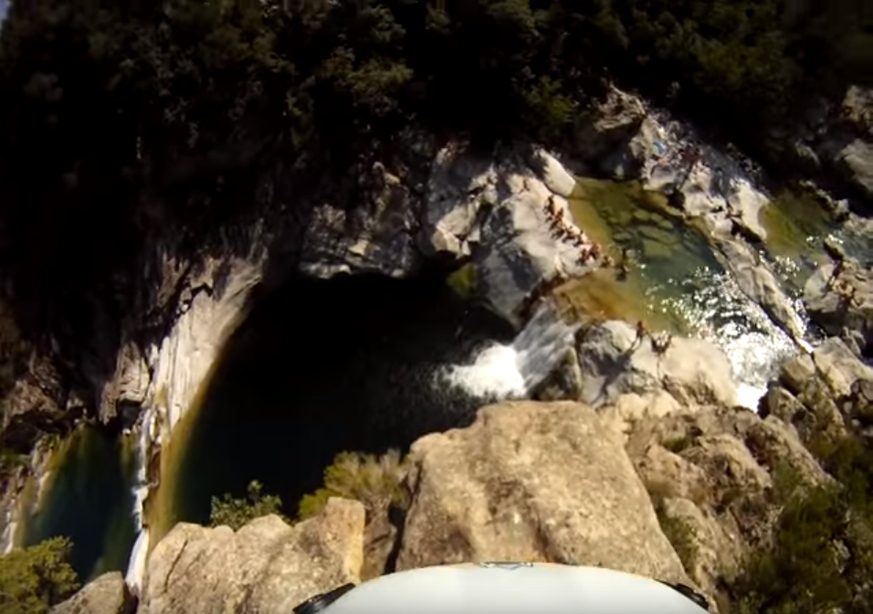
[563,178,725,335]
[23,427,139,583]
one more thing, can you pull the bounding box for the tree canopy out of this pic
[0,0,870,347]
[0,537,78,614]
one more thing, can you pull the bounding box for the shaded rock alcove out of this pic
[160,270,517,527]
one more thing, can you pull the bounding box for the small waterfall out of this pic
[442,302,578,400]
[125,529,149,592]
[124,406,157,591]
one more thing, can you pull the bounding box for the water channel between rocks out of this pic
[21,177,867,585]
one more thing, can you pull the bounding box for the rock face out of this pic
[805,259,873,356]
[52,572,135,614]
[422,143,594,324]
[626,403,829,604]
[574,320,739,409]
[0,135,594,549]
[818,86,873,206]
[834,139,873,201]
[396,400,690,586]
[763,338,873,450]
[571,86,647,175]
[136,498,365,614]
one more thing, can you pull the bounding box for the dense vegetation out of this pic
[0,0,871,342]
[732,433,873,614]
[297,449,408,520]
[0,537,78,614]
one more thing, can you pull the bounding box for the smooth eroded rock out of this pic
[422,143,595,323]
[137,498,366,614]
[835,139,873,201]
[397,400,689,585]
[811,337,873,399]
[575,320,738,409]
[52,572,134,614]
[805,262,873,354]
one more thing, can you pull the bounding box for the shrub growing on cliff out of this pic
[209,480,287,530]
[297,449,408,520]
[0,537,78,614]
[732,435,873,614]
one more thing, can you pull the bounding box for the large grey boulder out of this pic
[815,86,873,207]
[422,143,592,324]
[805,261,873,355]
[834,139,873,201]
[572,86,648,173]
[396,400,690,586]
[299,158,426,280]
[811,337,873,400]
[52,572,134,614]
[575,320,739,409]
[137,498,366,614]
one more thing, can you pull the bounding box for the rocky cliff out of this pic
[53,361,867,614]
[5,78,873,614]
[44,257,873,614]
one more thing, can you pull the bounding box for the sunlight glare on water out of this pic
[656,266,800,410]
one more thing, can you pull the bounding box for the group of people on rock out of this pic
[521,190,640,319]
[543,195,610,269]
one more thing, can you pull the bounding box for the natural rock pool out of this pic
[557,178,869,408]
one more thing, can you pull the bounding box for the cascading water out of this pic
[124,407,157,592]
[443,302,579,400]
[153,274,584,538]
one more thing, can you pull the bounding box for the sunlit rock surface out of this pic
[137,498,365,614]
[575,320,739,410]
[51,572,135,614]
[396,400,690,586]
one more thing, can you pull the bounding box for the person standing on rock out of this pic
[676,146,702,193]
[632,319,648,350]
[824,240,847,288]
[618,247,633,280]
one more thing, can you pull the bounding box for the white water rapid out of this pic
[443,302,579,400]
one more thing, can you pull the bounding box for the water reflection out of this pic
[565,178,801,408]
[24,427,138,583]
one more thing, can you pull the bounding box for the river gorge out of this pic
[1,80,871,614]
[14,166,870,587]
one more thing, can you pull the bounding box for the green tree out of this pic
[0,537,78,614]
[733,434,873,614]
[298,449,408,520]
[209,480,287,530]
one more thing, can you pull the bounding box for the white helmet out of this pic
[293,562,711,614]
